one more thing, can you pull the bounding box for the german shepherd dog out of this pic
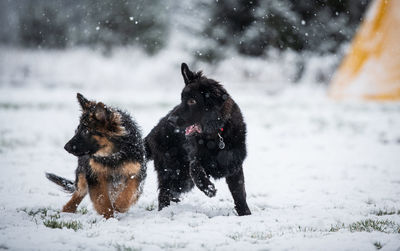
[145,63,251,216]
[46,93,146,218]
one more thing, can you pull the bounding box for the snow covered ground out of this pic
[0,48,399,250]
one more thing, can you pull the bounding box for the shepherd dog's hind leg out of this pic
[62,173,88,213]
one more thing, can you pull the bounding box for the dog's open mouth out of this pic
[185,124,202,136]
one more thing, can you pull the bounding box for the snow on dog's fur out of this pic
[145,63,251,216]
[46,93,146,218]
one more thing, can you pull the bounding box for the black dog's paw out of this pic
[236,207,251,216]
[170,197,181,203]
[203,184,217,197]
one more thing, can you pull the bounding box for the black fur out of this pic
[145,63,251,216]
[45,173,75,193]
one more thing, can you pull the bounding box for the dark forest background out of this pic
[0,0,370,62]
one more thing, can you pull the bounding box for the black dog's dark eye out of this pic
[187,99,196,106]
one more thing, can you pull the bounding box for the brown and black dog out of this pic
[46,93,146,218]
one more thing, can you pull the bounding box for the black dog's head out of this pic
[168,63,234,136]
[64,93,126,157]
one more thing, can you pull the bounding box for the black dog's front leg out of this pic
[189,159,217,197]
[185,136,217,197]
[226,168,251,216]
[158,187,172,211]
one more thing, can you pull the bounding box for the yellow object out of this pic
[329,0,400,101]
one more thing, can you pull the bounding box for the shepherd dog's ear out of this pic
[181,63,195,85]
[77,93,91,111]
[94,102,109,123]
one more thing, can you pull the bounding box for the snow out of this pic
[0,47,400,250]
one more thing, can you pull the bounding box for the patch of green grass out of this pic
[228,232,243,241]
[250,232,272,240]
[160,242,187,249]
[19,207,83,231]
[88,218,98,225]
[228,231,273,242]
[115,244,141,251]
[373,242,383,250]
[330,219,400,234]
[329,223,345,232]
[297,226,317,232]
[366,198,375,205]
[78,207,89,215]
[43,219,82,231]
[349,219,400,233]
[20,207,53,218]
[145,203,156,211]
[373,209,400,216]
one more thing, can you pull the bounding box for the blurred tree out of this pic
[200,0,370,61]
[18,0,67,48]
[4,0,169,53]
[0,0,370,58]
[82,0,168,54]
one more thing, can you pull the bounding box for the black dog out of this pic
[145,63,251,216]
[46,93,146,218]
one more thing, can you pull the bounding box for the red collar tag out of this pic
[220,128,224,132]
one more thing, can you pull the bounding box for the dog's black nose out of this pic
[167,115,179,126]
[64,142,72,153]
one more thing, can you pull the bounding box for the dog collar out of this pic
[218,128,225,149]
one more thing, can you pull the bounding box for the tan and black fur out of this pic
[46,93,146,218]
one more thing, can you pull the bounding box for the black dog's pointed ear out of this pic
[181,63,195,85]
[77,93,90,110]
